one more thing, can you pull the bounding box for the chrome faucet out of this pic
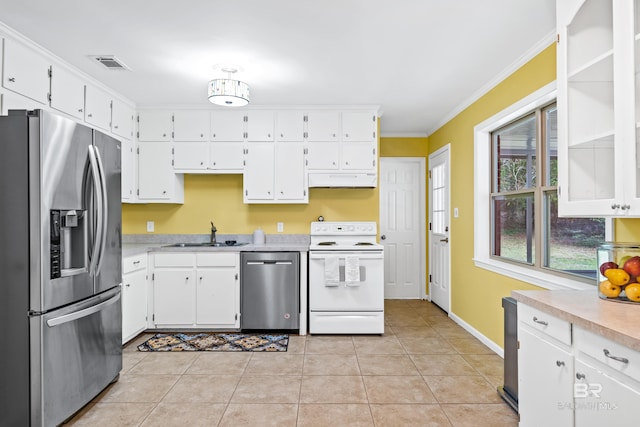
[210,221,217,244]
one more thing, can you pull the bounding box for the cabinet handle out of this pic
[345,133,349,138]
[556,360,564,367]
[162,190,167,194]
[125,283,130,287]
[611,204,620,210]
[280,133,284,137]
[603,349,629,364]
[133,260,140,265]
[576,372,585,380]
[200,133,204,137]
[78,108,83,113]
[88,113,93,118]
[621,204,631,211]
[532,316,548,326]
[7,77,16,82]
[199,276,203,281]
[114,125,119,129]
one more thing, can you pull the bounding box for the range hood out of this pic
[308,173,377,188]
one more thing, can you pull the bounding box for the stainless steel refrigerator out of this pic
[0,109,122,427]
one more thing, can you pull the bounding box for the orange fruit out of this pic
[604,268,630,286]
[599,280,622,298]
[624,283,640,302]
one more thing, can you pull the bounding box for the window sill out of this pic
[474,256,593,291]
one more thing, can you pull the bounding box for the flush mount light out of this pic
[208,67,250,107]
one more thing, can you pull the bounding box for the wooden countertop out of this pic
[512,290,640,352]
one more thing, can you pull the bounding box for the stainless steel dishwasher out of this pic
[241,252,300,330]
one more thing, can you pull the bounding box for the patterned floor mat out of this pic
[137,332,289,352]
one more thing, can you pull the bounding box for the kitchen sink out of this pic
[164,241,248,248]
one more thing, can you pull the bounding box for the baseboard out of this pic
[448,311,504,358]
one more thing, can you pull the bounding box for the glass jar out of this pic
[597,242,640,303]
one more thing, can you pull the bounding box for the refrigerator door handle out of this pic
[46,291,120,327]
[93,145,109,275]
[87,145,103,276]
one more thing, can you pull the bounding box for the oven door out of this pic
[309,250,384,311]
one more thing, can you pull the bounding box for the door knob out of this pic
[380,235,386,240]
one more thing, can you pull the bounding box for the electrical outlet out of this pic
[453,208,459,218]
[277,222,284,232]
[147,221,154,233]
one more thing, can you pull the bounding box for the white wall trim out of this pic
[427,31,556,136]
[449,311,504,358]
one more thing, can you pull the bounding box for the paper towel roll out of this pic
[253,228,265,245]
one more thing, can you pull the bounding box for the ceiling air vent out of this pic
[90,55,130,71]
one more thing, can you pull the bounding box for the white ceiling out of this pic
[0,0,556,136]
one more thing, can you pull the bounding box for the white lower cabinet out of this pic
[122,253,148,343]
[518,303,574,427]
[518,303,640,426]
[151,252,239,329]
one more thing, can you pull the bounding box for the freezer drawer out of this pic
[30,286,122,427]
[241,252,299,330]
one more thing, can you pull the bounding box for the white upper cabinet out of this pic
[276,111,305,141]
[137,110,172,141]
[84,85,112,131]
[246,110,274,141]
[342,111,377,142]
[111,99,134,140]
[275,142,307,201]
[557,0,640,216]
[244,143,275,201]
[2,38,50,105]
[49,65,85,120]
[211,110,245,141]
[174,142,209,170]
[173,110,209,141]
[121,139,136,200]
[306,111,340,141]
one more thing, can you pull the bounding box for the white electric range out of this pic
[308,221,384,334]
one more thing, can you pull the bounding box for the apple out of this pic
[623,256,640,277]
[599,261,618,276]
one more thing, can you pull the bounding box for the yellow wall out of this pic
[427,43,558,347]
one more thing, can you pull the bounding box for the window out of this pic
[490,103,605,281]
[474,82,610,290]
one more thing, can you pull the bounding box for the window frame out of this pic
[473,82,612,291]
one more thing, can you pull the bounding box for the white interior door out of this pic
[379,158,425,299]
[429,145,451,312]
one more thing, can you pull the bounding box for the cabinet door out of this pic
[275,142,307,201]
[138,111,172,141]
[574,358,640,425]
[174,142,209,170]
[557,0,632,216]
[307,141,340,169]
[1,88,42,115]
[49,65,85,120]
[211,110,245,141]
[84,85,112,131]
[276,111,305,141]
[111,99,134,140]
[211,142,245,171]
[247,110,274,141]
[244,143,275,201]
[2,38,49,105]
[122,268,147,342]
[342,112,377,142]
[342,143,376,170]
[196,268,238,326]
[121,139,136,200]
[518,327,574,427]
[306,111,339,141]
[153,269,195,325]
[173,110,209,141]
[138,141,173,200]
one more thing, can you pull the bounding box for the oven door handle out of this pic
[309,253,384,260]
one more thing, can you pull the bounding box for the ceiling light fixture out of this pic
[207,67,250,107]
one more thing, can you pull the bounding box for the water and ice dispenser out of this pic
[50,209,88,279]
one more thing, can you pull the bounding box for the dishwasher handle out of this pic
[246,260,293,265]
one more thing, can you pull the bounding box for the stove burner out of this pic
[317,241,337,246]
[355,242,374,246]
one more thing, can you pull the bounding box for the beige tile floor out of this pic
[65,300,518,426]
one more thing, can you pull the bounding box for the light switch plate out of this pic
[147,221,154,232]
[277,222,284,232]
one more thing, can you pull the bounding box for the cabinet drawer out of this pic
[519,303,571,346]
[196,252,237,267]
[574,326,640,384]
[123,254,147,274]
[153,253,195,267]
